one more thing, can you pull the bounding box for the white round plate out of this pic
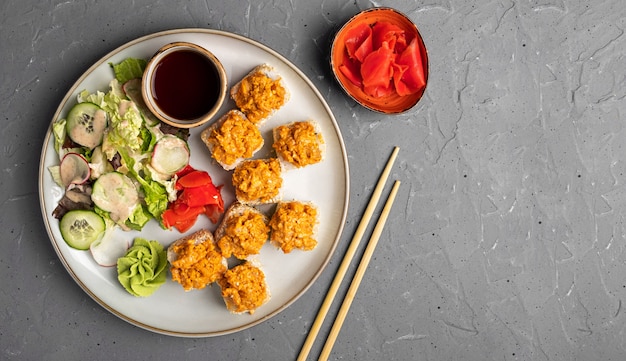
[38,29,349,337]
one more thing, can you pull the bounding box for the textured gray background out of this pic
[3,0,626,360]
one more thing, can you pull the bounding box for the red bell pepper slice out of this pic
[204,204,223,224]
[339,57,363,87]
[175,164,196,178]
[344,22,373,63]
[161,165,225,232]
[177,184,221,208]
[361,41,395,97]
[177,170,213,188]
[372,21,406,54]
[162,206,203,233]
[393,37,425,96]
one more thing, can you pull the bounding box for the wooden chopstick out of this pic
[318,180,401,361]
[297,146,399,361]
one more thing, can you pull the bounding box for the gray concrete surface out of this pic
[2,0,626,360]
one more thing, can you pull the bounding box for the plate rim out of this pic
[38,27,350,337]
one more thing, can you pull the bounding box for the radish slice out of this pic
[60,152,91,188]
[151,135,190,175]
[90,229,130,267]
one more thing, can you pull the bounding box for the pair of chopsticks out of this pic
[298,146,401,361]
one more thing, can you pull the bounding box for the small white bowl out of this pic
[142,42,227,128]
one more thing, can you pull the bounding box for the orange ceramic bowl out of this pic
[331,7,429,114]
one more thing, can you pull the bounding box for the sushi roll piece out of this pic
[218,260,270,315]
[200,109,264,170]
[272,120,325,169]
[230,64,290,125]
[215,202,270,260]
[269,201,318,253]
[167,229,227,291]
[231,158,283,205]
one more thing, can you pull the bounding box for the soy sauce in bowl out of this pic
[152,50,220,120]
[143,42,227,128]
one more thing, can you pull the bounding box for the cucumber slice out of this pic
[66,102,107,149]
[92,172,139,224]
[60,210,106,250]
[151,135,190,175]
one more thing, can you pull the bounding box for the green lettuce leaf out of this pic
[125,205,151,231]
[110,58,147,84]
[47,165,63,187]
[51,118,66,154]
[118,147,169,220]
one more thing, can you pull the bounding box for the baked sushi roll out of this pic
[215,202,270,259]
[231,158,283,205]
[230,64,290,125]
[200,109,264,171]
[272,120,325,169]
[167,229,227,291]
[218,260,270,315]
[269,201,318,253]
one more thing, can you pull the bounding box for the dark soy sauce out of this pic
[152,50,220,120]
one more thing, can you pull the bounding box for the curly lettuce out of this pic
[110,58,147,84]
